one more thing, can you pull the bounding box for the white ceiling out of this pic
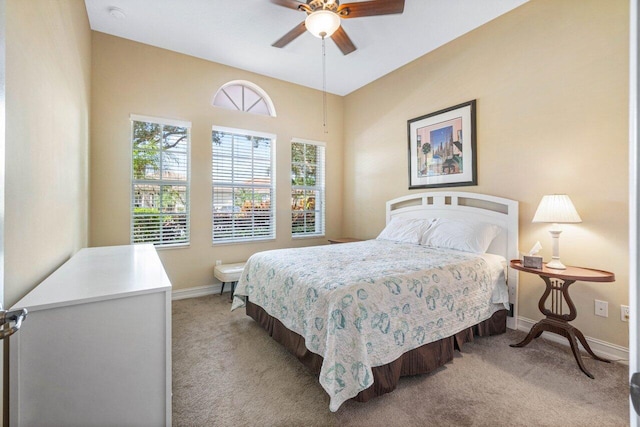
[85,0,528,96]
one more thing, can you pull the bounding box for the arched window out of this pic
[212,80,276,117]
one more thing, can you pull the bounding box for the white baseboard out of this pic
[517,316,629,365]
[172,284,228,300]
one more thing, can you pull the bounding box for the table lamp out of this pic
[532,194,582,270]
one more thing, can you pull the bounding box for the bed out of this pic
[231,192,519,411]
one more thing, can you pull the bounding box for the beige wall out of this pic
[5,0,91,306]
[90,33,344,291]
[3,0,628,350]
[343,0,629,347]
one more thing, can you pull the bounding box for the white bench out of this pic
[214,262,245,300]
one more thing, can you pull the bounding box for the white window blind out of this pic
[131,115,190,247]
[291,139,325,237]
[212,127,276,243]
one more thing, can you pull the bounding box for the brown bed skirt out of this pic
[246,300,507,403]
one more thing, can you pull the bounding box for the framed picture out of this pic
[407,100,477,189]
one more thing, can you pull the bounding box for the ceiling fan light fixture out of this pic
[305,10,341,38]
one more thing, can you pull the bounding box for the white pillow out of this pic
[421,218,501,253]
[376,217,434,245]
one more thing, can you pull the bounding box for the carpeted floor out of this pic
[172,294,629,426]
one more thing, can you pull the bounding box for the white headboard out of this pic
[386,191,519,329]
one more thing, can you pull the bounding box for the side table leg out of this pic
[510,321,547,348]
[567,329,595,379]
[574,327,611,363]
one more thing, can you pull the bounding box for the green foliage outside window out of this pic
[291,142,324,235]
[132,120,189,245]
[212,130,275,242]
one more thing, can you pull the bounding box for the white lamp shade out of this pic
[305,10,341,38]
[532,194,582,224]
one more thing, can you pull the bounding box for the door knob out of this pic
[0,308,28,340]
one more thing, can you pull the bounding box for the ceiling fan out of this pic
[270,0,405,55]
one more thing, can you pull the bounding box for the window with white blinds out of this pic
[212,127,276,243]
[291,139,325,237]
[131,115,190,247]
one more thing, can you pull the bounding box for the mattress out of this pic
[231,240,509,411]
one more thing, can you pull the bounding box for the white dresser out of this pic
[9,244,172,427]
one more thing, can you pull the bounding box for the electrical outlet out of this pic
[215,260,222,266]
[595,299,608,318]
[621,305,630,322]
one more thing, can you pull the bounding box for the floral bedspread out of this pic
[231,240,509,411]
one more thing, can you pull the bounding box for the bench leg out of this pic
[220,282,226,295]
[228,281,237,302]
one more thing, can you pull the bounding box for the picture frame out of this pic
[407,100,477,189]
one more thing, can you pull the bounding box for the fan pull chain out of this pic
[322,35,328,133]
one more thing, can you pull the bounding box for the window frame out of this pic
[130,114,191,248]
[212,80,277,117]
[291,138,326,239]
[212,125,277,245]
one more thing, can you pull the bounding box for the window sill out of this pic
[212,237,276,246]
[153,243,191,251]
[292,234,326,240]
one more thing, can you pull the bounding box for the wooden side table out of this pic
[327,237,363,244]
[509,260,615,378]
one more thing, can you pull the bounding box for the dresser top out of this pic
[12,245,171,312]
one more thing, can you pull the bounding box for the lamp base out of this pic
[547,227,566,270]
[546,258,566,270]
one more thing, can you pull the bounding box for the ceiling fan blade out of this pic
[331,26,356,55]
[269,0,306,11]
[338,0,405,18]
[272,21,307,48]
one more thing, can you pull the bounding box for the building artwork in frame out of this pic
[408,100,477,189]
